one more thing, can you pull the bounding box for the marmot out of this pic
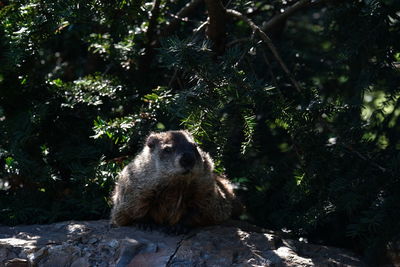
[110,130,240,229]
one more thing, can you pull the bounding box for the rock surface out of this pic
[0,220,364,267]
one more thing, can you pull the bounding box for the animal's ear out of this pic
[181,129,195,142]
[146,134,159,150]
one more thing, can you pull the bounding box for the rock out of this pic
[0,220,365,267]
[35,244,82,267]
[4,258,29,267]
[0,245,18,264]
[70,256,90,267]
[26,246,47,264]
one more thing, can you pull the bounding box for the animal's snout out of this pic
[180,152,195,170]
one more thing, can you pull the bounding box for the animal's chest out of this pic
[148,181,196,225]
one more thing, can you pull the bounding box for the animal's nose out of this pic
[180,152,195,170]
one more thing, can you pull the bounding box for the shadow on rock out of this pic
[0,220,365,266]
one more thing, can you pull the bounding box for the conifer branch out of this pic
[226,9,301,92]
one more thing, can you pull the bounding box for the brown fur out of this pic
[110,130,240,228]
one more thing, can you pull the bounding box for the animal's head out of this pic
[144,130,213,179]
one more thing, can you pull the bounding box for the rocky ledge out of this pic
[0,220,364,267]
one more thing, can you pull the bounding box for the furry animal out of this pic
[110,130,240,229]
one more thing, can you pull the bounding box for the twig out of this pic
[194,21,208,34]
[341,144,386,173]
[261,49,282,97]
[226,9,301,92]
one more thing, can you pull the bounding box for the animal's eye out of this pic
[163,146,174,153]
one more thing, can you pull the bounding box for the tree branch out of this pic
[226,9,301,92]
[204,0,227,54]
[262,0,330,32]
[163,0,203,36]
[262,0,311,32]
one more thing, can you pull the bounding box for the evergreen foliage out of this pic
[1,0,399,263]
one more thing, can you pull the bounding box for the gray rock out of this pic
[70,256,90,267]
[0,220,365,267]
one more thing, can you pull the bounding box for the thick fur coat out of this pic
[111,130,239,227]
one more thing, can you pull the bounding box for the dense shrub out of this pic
[1,0,399,264]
